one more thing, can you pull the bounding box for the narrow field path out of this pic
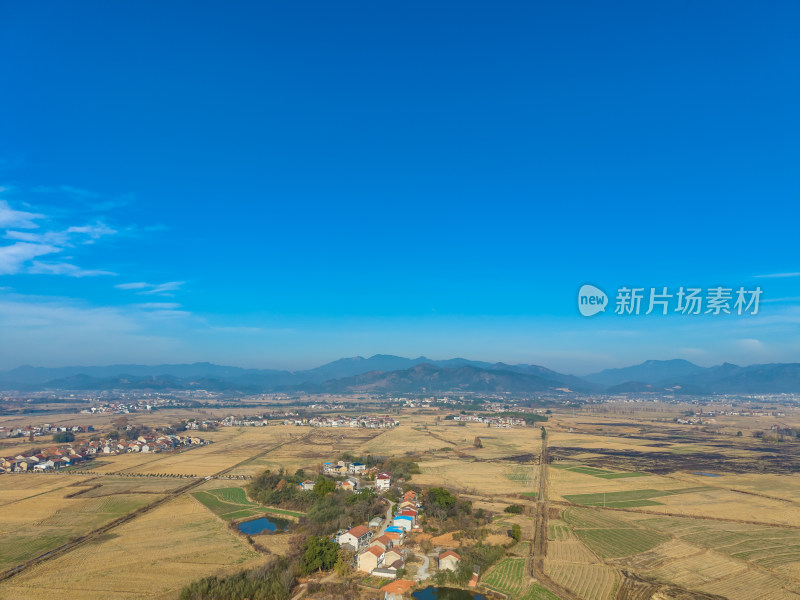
[529,429,582,600]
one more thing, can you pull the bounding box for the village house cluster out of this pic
[181,411,303,430]
[318,460,393,490]
[283,415,399,428]
[0,423,95,439]
[0,433,207,474]
[81,399,165,414]
[335,489,462,585]
[449,414,527,427]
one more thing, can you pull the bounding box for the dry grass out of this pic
[0,484,157,572]
[0,493,264,600]
[0,474,94,504]
[414,456,538,496]
[545,561,619,600]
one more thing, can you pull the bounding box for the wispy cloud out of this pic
[754,272,800,278]
[136,302,182,310]
[0,242,61,275]
[761,296,800,304]
[0,293,190,367]
[0,190,118,277]
[115,281,185,295]
[0,200,44,229]
[28,261,116,277]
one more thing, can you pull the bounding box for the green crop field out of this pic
[552,463,648,479]
[192,487,305,521]
[482,558,559,600]
[504,466,535,485]
[562,487,708,508]
[0,492,156,572]
[192,487,264,520]
[636,516,800,569]
[519,584,561,600]
[483,557,528,597]
[548,521,571,541]
[564,508,669,558]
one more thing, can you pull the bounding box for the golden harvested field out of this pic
[646,550,748,588]
[560,505,800,598]
[228,426,387,476]
[0,473,93,504]
[545,561,619,600]
[414,456,538,495]
[548,540,600,563]
[0,479,157,572]
[667,471,800,502]
[0,493,264,600]
[2,406,799,600]
[89,426,301,476]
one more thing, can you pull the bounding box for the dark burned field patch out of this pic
[549,446,800,475]
[502,453,539,463]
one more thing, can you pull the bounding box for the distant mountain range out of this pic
[0,356,798,395]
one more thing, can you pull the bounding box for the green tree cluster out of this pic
[179,557,295,600]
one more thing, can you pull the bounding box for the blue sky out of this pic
[1,1,798,373]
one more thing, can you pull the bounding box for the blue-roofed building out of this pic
[392,515,413,531]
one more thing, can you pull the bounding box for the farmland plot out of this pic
[546,561,618,600]
[0,493,263,600]
[564,507,669,558]
[483,558,528,597]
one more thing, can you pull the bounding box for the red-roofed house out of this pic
[381,579,415,600]
[399,509,417,524]
[370,534,393,551]
[339,525,372,550]
[376,472,392,491]
[439,550,460,571]
[358,545,384,572]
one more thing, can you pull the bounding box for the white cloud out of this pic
[761,296,800,304]
[0,242,61,275]
[115,282,150,290]
[0,192,118,277]
[66,222,117,240]
[136,302,182,310]
[0,294,188,367]
[734,338,767,352]
[754,272,800,278]
[28,261,116,277]
[115,281,185,295]
[0,200,43,229]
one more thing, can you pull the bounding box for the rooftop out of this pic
[381,580,415,595]
[347,525,370,538]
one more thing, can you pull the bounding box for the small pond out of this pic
[237,515,291,535]
[695,472,721,477]
[413,587,487,600]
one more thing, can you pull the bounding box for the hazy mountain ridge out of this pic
[0,357,798,394]
[584,359,706,386]
[283,363,593,394]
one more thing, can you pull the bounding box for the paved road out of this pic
[378,500,395,535]
[414,553,430,581]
